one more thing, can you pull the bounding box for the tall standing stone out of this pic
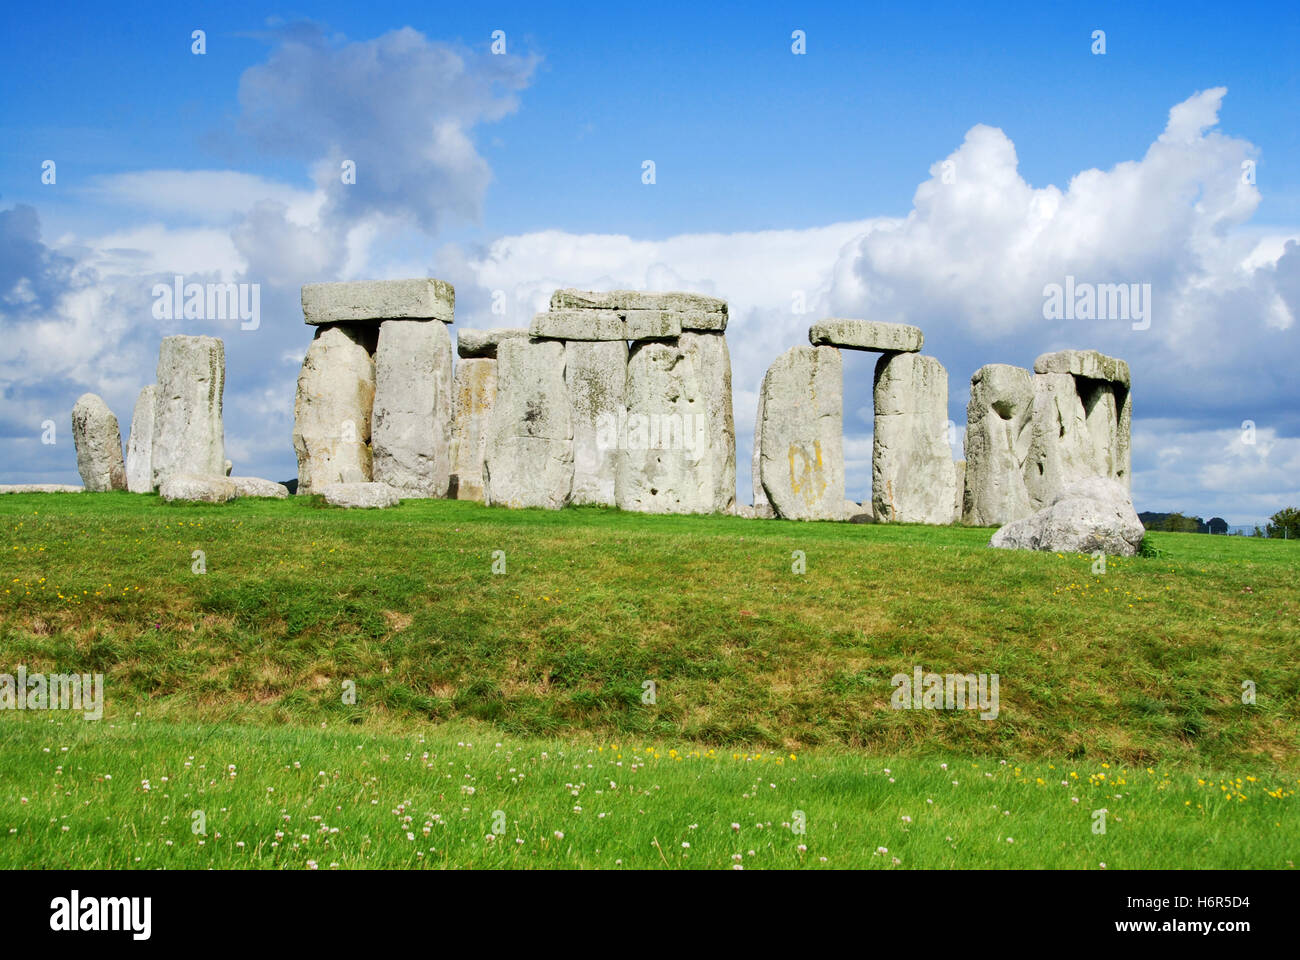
[962,364,1035,525]
[293,325,375,494]
[125,384,156,493]
[151,335,225,488]
[484,338,573,509]
[449,358,498,501]
[371,319,453,497]
[71,393,127,492]
[755,345,844,521]
[565,340,628,506]
[617,339,716,514]
[872,353,956,524]
[680,330,736,514]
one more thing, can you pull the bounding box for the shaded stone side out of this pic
[292,325,375,494]
[125,384,156,493]
[449,358,498,501]
[566,340,628,507]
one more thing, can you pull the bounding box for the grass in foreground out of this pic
[1,717,1294,870]
[2,493,1298,767]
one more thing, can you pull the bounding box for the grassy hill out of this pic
[2,492,1297,767]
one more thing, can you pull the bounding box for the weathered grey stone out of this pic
[229,476,289,499]
[756,345,844,521]
[371,319,453,497]
[302,278,454,325]
[223,459,233,476]
[71,393,127,492]
[872,353,957,524]
[752,383,770,514]
[566,340,628,506]
[0,484,83,494]
[809,319,924,353]
[159,473,237,503]
[990,476,1144,556]
[293,325,375,495]
[953,460,966,523]
[319,481,403,509]
[449,358,497,501]
[125,385,156,493]
[151,335,225,487]
[530,309,681,341]
[1034,349,1130,387]
[962,364,1035,526]
[551,288,727,319]
[616,339,721,514]
[456,327,529,359]
[484,338,573,509]
[679,331,736,514]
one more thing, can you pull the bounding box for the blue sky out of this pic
[2,1,1298,522]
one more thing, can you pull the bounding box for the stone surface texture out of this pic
[302,279,454,325]
[292,325,375,495]
[990,476,1144,556]
[151,335,225,487]
[483,338,573,509]
[71,393,127,492]
[872,353,957,524]
[371,319,453,497]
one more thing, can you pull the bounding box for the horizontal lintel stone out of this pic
[550,288,727,318]
[808,319,923,353]
[303,278,455,325]
[1033,349,1130,387]
[530,309,682,341]
[456,327,530,359]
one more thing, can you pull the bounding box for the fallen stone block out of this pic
[159,474,237,503]
[319,481,403,508]
[990,476,1144,556]
[229,477,289,499]
[302,278,454,325]
[0,484,83,494]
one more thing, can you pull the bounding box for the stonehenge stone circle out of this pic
[872,352,957,524]
[990,476,1144,556]
[293,325,375,494]
[151,335,225,488]
[371,319,454,497]
[755,345,845,520]
[71,393,127,492]
[566,339,628,507]
[302,278,454,325]
[809,319,923,353]
[483,337,574,509]
[125,384,156,494]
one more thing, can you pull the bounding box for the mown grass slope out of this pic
[1,493,1297,767]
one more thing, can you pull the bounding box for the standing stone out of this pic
[371,319,453,497]
[449,358,498,501]
[293,325,375,495]
[872,353,956,524]
[953,460,966,523]
[751,385,770,515]
[617,339,720,514]
[756,346,844,521]
[484,338,573,509]
[125,384,156,493]
[680,331,736,514]
[151,335,225,488]
[71,393,127,492]
[1023,372,1098,510]
[963,364,1035,526]
[566,340,628,506]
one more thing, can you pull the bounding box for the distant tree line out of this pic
[1140,507,1299,538]
[1138,512,1229,534]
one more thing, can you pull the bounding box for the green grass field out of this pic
[1,492,1297,868]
